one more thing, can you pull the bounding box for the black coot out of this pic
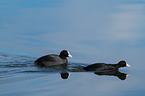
[35,50,72,66]
[83,60,130,71]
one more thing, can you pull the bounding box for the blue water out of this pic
[0,0,145,96]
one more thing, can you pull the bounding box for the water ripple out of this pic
[0,52,87,77]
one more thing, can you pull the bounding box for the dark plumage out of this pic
[60,73,70,79]
[35,50,72,66]
[94,70,130,80]
[83,61,130,71]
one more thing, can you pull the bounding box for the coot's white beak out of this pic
[126,64,131,67]
[68,54,72,58]
[68,51,72,58]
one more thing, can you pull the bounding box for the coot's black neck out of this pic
[59,55,67,59]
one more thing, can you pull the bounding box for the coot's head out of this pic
[118,61,130,68]
[59,50,72,58]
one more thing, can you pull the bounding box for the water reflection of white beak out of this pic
[126,74,130,77]
[126,64,131,67]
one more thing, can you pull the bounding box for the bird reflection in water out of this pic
[60,73,70,79]
[59,68,129,80]
[36,61,130,80]
[94,70,130,80]
[60,70,129,80]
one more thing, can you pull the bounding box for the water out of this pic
[0,0,145,96]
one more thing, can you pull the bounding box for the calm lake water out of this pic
[0,0,145,96]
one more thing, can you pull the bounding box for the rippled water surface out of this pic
[0,0,145,96]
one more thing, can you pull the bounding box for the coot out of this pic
[83,60,130,71]
[35,50,72,66]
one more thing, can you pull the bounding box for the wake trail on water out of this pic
[0,50,87,77]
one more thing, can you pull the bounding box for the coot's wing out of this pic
[35,55,59,65]
[35,55,67,66]
[86,63,105,67]
[84,63,105,71]
[35,55,57,62]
